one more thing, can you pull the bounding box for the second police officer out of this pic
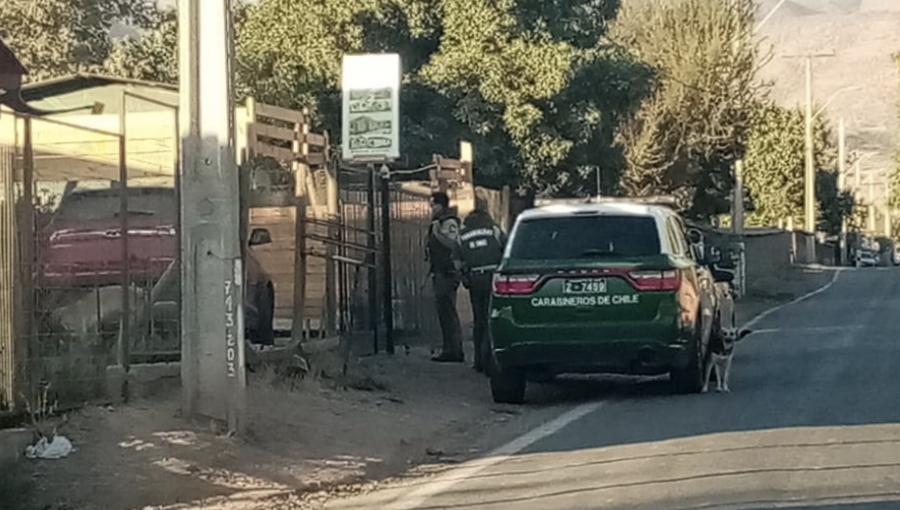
[459,197,507,373]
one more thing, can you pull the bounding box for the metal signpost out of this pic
[178,0,246,433]
[341,53,401,354]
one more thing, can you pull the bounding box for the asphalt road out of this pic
[327,267,900,510]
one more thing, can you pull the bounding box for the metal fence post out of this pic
[366,164,379,353]
[21,116,36,403]
[380,167,394,354]
[117,93,131,390]
[0,144,16,411]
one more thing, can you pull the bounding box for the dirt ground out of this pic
[13,266,836,510]
[21,335,566,510]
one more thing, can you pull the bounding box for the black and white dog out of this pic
[703,327,752,393]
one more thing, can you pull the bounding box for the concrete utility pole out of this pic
[782,51,836,260]
[733,159,744,235]
[884,203,892,238]
[178,0,246,433]
[838,118,847,263]
[804,57,815,236]
[867,180,876,233]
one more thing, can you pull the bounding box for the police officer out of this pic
[427,191,465,363]
[459,198,507,373]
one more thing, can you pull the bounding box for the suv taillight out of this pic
[493,274,542,295]
[628,270,681,291]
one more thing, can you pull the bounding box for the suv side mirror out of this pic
[248,228,273,247]
[687,228,703,245]
[712,267,735,284]
[691,244,704,262]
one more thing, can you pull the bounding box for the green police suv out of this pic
[488,198,735,404]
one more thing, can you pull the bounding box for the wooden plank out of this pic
[255,144,296,162]
[302,132,327,147]
[437,158,463,169]
[249,203,333,326]
[304,152,326,167]
[253,123,297,143]
[255,103,306,124]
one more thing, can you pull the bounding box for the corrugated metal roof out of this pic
[21,73,176,101]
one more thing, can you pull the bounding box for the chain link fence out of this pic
[0,97,179,410]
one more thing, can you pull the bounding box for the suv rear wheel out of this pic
[490,366,527,404]
[670,332,705,394]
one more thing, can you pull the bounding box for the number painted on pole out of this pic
[225,279,236,378]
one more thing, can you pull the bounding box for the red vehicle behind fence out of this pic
[38,186,177,289]
[37,185,276,346]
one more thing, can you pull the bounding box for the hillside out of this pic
[754,0,900,203]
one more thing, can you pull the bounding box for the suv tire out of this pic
[670,333,705,394]
[490,366,527,404]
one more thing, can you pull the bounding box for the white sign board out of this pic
[341,53,401,162]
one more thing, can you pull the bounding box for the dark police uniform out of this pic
[459,210,506,373]
[427,209,464,362]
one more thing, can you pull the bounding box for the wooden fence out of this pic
[242,100,332,333]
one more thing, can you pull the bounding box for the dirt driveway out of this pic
[22,340,570,510]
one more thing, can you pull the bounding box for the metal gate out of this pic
[0,144,17,411]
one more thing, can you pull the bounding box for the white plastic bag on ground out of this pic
[25,435,74,460]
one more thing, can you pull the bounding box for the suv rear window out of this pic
[55,188,177,223]
[508,215,661,260]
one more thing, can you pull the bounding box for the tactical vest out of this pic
[428,215,459,273]
[459,224,503,271]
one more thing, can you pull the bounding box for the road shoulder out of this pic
[736,264,837,326]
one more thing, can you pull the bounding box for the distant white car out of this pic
[856,250,879,267]
[892,246,900,266]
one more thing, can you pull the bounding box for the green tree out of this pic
[742,101,848,233]
[104,6,177,84]
[418,0,652,193]
[609,0,761,219]
[235,0,652,193]
[816,170,854,236]
[0,0,155,81]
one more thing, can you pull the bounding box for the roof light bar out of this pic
[533,195,680,208]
